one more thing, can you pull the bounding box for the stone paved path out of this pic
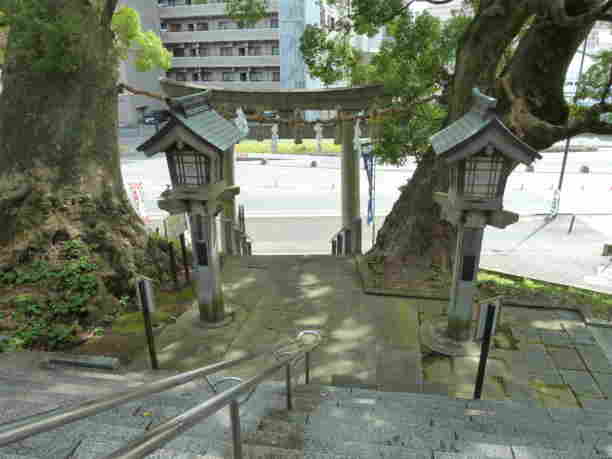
[127,255,612,408]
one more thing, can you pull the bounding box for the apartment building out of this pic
[160,0,282,89]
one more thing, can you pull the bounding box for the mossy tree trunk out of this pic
[0,0,148,306]
[371,0,610,269]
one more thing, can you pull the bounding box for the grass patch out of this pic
[477,271,612,320]
[235,140,341,155]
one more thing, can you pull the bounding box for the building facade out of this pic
[118,0,165,127]
[160,0,282,90]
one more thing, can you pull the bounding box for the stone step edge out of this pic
[46,353,120,370]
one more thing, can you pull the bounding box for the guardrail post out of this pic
[179,233,190,283]
[168,242,179,291]
[305,351,310,384]
[138,278,159,370]
[568,215,576,234]
[229,400,243,459]
[286,364,293,411]
[473,303,496,400]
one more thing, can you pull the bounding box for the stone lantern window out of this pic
[166,145,211,188]
[450,145,514,203]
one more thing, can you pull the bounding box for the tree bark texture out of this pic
[0,0,148,304]
[371,0,604,266]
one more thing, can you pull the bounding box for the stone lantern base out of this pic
[419,317,482,357]
[196,314,234,329]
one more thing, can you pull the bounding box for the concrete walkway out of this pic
[129,255,424,393]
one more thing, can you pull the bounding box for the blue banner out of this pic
[361,152,375,225]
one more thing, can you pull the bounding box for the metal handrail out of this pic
[0,330,321,449]
[102,342,317,459]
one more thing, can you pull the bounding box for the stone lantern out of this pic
[421,88,541,355]
[137,91,246,325]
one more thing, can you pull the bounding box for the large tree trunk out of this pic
[0,0,147,308]
[370,0,596,270]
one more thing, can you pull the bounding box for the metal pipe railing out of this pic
[103,342,318,459]
[0,332,318,448]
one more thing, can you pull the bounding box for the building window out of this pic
[193,73,200,81]
[218,21,230,30]
[238,21,254,29]
[272,71,280,82]
[249,71,264,81]
[176,73,187,82]
[272,46,279,56]
[248,46,262,56]
[197,22,208,31]
[160,22,168,31]
[188,23,195,32]
[173,48,185,57]
[270,17,279,28]
[222,72,236,81]
[329,17,335,29]
[199,47,209,57]
[169,23,181,32]
[240,72,248,81]
[202,71,213,81]
[190,48,198,56]
[296,80,305,88]
[238,47,246,56]
[220,47,233,56]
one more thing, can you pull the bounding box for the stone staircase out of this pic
[3,359,612,458]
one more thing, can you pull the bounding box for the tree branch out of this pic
[118,83,169,103]
[545,0,612,27]
[104,0,119,25]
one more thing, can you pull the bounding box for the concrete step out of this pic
[226,443,303,459]
[73,438,221,459]
[304,440,431,459]
[244,418,304,451]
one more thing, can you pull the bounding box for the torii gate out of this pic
[158,78,391,256]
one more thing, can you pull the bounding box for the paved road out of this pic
[120,131,612,291]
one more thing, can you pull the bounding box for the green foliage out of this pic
[576,50,612,102]
[2,1,84,74]
[224,0,267,26]
[299,4,471,165]
[0,240,100,350]
[300,25,357,85]
[477,271,612,319]
[111,6,171,71]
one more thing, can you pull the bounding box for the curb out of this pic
[46,353,120,370]
[354,257,612,328]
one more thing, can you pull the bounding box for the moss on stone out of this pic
[112,310,173,335]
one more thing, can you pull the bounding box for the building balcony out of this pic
[159,0,279,19]
[172,55,280,68]
[189,81,281,90]
[162,29,279,44]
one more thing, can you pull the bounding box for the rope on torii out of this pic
[118,82,437,126]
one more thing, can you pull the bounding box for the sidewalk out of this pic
[481,214,612,294]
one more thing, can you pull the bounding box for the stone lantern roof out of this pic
[137,90,246,156]
[430,88,541,165]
